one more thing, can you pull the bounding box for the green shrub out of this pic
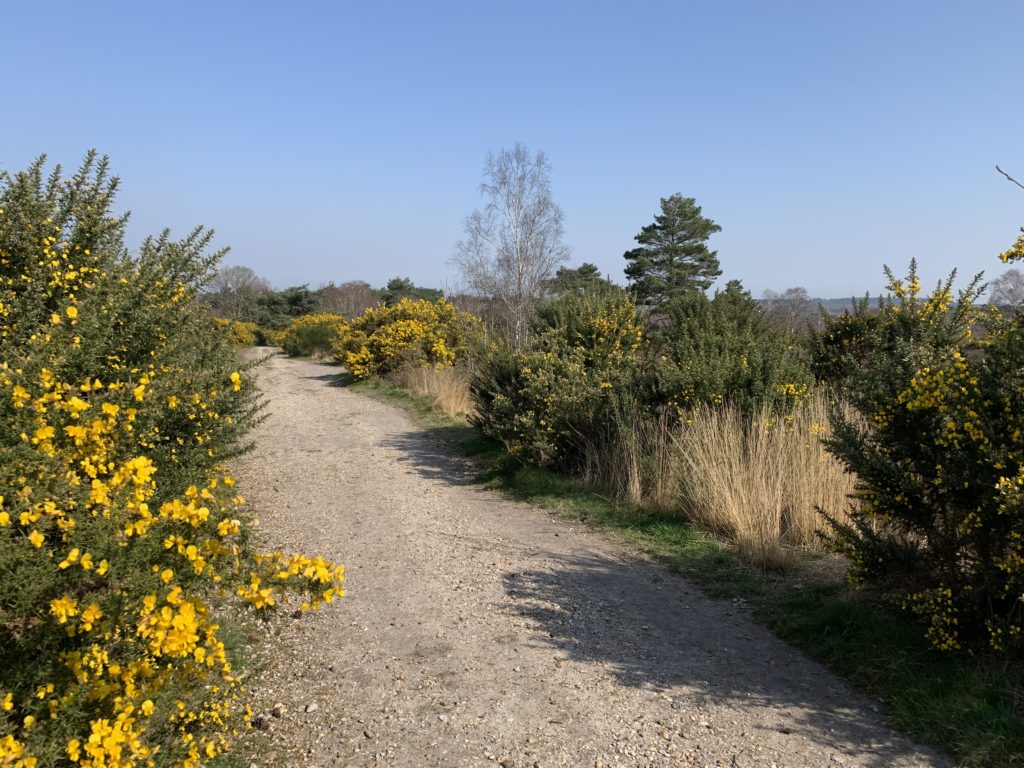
[279,312,348,358]
[254,326,285,347]
[656,280,812,411]
[807,295,882,384]
[0,153,345,767]
[821,259,1024,653]
[471,289,650,471]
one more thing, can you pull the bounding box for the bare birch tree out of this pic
[989,268,1024,309]
[204,265,270,321]
[453,144,570,349]
[318,280,378,317]
[761,286,819,332]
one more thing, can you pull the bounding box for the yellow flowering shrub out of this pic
[471,290,648,470]
[257,327,286,347]
[212,319,258,346]
[335,298,482,379]
[0,154,344,767]
[279,312,348,358]
[822,259,1024,653]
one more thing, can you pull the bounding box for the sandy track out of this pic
[233,351,947,768]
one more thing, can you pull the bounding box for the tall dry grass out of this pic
[390,366,476,419]
[579,408,679,510]
[672,391,855,568]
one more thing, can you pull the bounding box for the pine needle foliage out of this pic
[624,193,722,310]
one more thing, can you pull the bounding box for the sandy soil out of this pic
[233,350,948,768]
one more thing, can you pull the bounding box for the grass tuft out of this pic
[674,393,856,569]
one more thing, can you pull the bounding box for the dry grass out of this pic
[390,366,476,419]
[671,392,856,569]
[580,409,680,510]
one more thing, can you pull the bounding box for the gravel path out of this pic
[234,350,948,768]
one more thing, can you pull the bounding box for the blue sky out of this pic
[3,1,1022,298]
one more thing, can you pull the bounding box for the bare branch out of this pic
[452,144,570,348]
[996,165,1024,191]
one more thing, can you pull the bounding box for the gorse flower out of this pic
[0,154,345,766]
[822,256,1024,653]
[331,298,482,378]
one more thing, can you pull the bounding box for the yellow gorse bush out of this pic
[471,290,648,470]
[822,258,1024,653]
[212,319,258,347]
[335,297,482,378]
[0,154,344,767]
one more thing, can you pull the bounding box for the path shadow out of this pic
[380,427,483,486]
[497,550,945,767]
[302,371,351,387]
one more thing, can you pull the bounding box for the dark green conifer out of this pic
[624,194,722,309]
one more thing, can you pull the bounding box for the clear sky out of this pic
[3,1,1022,298]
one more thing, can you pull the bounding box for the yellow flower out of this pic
[65,396,90,416]
[65,305,78,319]
[50,595,78,624]
[58,547,81,569]
[79,603,102,632]
[28,530,44,548]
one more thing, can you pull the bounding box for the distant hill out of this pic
[754,296,876,315]
[773,296,992,316]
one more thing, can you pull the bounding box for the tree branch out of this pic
[996,165,1024,191]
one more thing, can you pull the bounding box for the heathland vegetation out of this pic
[237,147,1024,765]
[260,176,1024,661]
[0,155,345,768]
[15,145,1021,765]
[236,147,1024,658]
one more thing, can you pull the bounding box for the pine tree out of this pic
[544,263,611,297]
[624,194,722,310]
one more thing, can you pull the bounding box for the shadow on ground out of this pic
[380,427,484,486]
[495,550,940,766]
[302,371,351,387]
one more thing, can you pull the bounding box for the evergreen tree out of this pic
[255,285,321,328]
[544,263,612,297]
[379,276,442,306]
[624,194,722,310]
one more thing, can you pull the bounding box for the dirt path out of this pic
[234,351,947,768]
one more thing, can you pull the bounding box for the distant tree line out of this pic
[200,269,447,329]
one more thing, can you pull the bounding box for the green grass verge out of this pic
[343,375,1024,768]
